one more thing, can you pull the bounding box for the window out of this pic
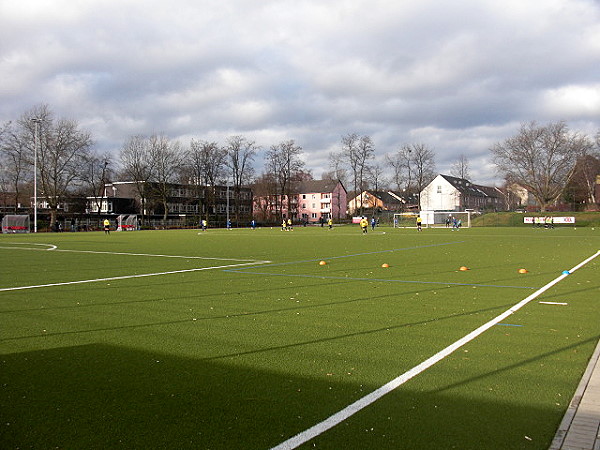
[437,185,442,193]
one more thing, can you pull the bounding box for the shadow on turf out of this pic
[432,334,600,395]
[0,341,584,449]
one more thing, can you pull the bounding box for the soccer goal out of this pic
[117,214,138,231]
[393,212,419,228]
[420,210,472,228]
[1,215,30,233]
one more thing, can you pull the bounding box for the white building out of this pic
[420,174,505,211]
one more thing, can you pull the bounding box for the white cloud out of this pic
[540,84,600,118]
[1,0,599,186]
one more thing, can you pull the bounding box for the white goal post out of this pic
[421,210,471,228]
[117,214,138,231]
[1,215,30,233]
[394,211,472,228]
[393,212,418,228]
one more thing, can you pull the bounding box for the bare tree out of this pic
[386,143,436,196]
[450,154,471,180]
[224,135,257,224]
[410,143,437,195]
[119,135,156,223]
[150,135,185,222]
[265,139,304,220]
[187,139,226,222]
[334,133,374,216]
[563,154,600,208]
[20,105,93,225]
[492,121,593,211]
[367,163,387,194]
[385,145,412,192]
[326,151,349,187]
[0,120,31,212]
[82,151,113,216]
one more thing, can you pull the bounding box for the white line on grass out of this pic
[271,250,600,450]
[1,243,261,262]
[0,261,271,292]
[0,243,57,250]
[53,248,263,261]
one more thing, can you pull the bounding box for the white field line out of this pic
[1,243,260,262]
[271,250,600,450]
[0,243,57,250]
[53,248,262,261]
[0,261,271,293]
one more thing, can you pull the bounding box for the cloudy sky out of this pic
[1,0,599,185]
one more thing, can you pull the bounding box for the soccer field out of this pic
[1,226,599,449]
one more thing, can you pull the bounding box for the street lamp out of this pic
[31,118,42,233]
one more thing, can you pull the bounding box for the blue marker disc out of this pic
[562,270,570,275]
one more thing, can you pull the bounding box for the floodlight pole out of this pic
[31,118,42,233]
[226,181,230,227]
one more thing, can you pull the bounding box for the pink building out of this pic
[253,179,347,224]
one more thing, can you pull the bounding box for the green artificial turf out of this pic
[1,225,599,449]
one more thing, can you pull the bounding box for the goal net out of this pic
[1,215,30,233]
[117,214,138,231]
[420,211,471,228]
[393,212,419,228]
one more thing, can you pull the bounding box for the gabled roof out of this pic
[439,175,501,198]
[297,179,346,194]
[369,191,404,204]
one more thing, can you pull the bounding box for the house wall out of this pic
[420,176,460,211]
[331,183,347,220]
[253,181,347,223]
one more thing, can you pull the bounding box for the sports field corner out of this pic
[1,225,599,449]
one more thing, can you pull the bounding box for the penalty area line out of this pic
[271,250,600,450]
[0,260,271,292]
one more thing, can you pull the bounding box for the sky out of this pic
[1,0,599,186]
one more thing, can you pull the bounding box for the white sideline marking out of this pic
[0,261,271,292]
[53,248,261,261]
[271,250,600,450]
[0,243,57,250]
[539,301,568,305]
[1,243,260,262]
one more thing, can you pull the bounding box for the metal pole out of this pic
[226,182,230,227]
[31,118,41,233]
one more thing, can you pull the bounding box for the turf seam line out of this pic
[233,241,464,271]
[224,270,537,290]
[0,261,272,292]
[270,250,600,450]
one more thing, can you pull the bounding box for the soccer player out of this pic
[416,215,422,232]
[360,217,368,234]
[103,218,110,234]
